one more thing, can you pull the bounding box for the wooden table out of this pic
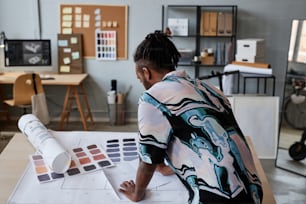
[245,136,276,204]
[0,72,94,130]
[0,133,276,204]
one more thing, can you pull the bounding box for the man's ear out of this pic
[142,67,152,80]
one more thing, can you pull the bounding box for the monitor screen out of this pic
[4,39,51,67]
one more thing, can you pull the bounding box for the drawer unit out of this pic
[235,54,265,63]
[236,38,265,57]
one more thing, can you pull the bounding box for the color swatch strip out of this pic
[106,138,139,163]
[30,144,114,183]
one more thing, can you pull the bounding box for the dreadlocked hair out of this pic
[133,30,181,72]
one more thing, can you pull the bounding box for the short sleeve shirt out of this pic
[138,70,263,203]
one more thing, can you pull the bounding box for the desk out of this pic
[0,133,276,204]
[0,72,94,130]
[223,64,273,96]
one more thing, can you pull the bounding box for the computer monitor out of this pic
[3,39,53,72]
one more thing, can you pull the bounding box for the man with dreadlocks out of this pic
[119,31,263,204]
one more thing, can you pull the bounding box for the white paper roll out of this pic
[18,114,71,173]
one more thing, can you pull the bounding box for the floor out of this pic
[277,126,306,177]
[1,120,306,203]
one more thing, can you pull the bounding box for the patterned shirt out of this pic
[138,70,263,204]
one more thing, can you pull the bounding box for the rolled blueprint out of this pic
[18,114,71,174]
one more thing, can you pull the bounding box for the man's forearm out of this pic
[134,160,157,200]
[156,163,175,176]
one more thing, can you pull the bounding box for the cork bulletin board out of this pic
[57,33,83,74]
[60,4,128,59]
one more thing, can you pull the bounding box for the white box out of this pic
[235,54,265,63]
[168,18,188,36]
[236,38,265,57]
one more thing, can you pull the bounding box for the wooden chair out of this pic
[4,73,44,114]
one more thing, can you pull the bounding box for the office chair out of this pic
[4,73,44,114]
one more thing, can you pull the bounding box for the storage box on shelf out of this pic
[168,18,189,36]
[236,38,265,63]
[237,38,265,56]
[200,11,233,36]
[217,12,233,36]
[200,11,218,36]
[201,56,215,65]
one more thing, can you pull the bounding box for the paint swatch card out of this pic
[106,138,139,163]
[69,144,114,175]
[30,154,65,183]
[95,30,117,60]
[30,144,114,183]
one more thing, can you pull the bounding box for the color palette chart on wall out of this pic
[106,138,139,163]
[95,30,117,60]
[30,144,114,183]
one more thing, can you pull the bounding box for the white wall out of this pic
[1,0,306,121]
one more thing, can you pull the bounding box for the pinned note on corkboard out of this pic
[60,4,128,60]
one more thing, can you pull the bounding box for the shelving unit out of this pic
[162,5,238,78]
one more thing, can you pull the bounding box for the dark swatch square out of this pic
[37,174,50,182]
[67,168,80,176]
[87,144,97,149]
[51,172,64,179]
[83,164,96,171]
[98,160,111,167]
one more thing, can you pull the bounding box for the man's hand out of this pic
[119,180,144,202]
[119,161,156,202]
